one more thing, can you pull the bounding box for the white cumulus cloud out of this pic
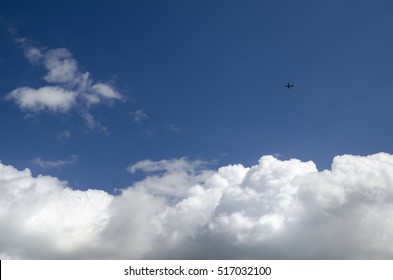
[7,86,77,113]
[128,158,213,197]
[43,48,78,84]
[0,163,113,259]
[1,153,393,259]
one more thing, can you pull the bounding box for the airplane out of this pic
[285,83,294,89]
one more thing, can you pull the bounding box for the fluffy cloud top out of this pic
[1,153,393,259]
[0,164,112,259]
[7,39,124,130]
[128,158,213,197]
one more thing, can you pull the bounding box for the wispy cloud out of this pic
[130,110,148,124]
[6,32,124,131]
[165,124,184,134]
[56,130,71,143]
[32,155,78,169]
[128,157,205,174]
[1,152,393,259]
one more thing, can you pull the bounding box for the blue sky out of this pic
[1,0,393,192]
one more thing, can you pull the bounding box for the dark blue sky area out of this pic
[1,0,393,191]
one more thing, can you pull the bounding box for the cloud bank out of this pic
[1,153,393,259]
[6,38,124,131]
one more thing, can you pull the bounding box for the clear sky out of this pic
[1,1,393,260]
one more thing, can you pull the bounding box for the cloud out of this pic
[128,157,206,174]
[130,110,148,124]
[7,36,124,131]
[7,86,77,113]
[0,163,113,259]
[56,130,71,143]
[128,158,213,197]
[43,48,78,84]
[166,124,183,133]
[1,153,393,259]
[92,83,123,100]
[24,46,42,64]
[32,155,78,169]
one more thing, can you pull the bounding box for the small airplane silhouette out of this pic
[285,83,294,89]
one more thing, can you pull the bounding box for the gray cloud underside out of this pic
[1,153,393,259]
